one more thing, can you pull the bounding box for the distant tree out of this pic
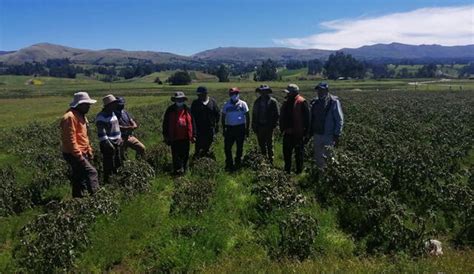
[286,60,306,70]
[458,63,474,78]
[324,52,366,80]
[154,76,163,84]
[216,64,230,82]
[168,70,192,85]
[254,59,278,81]
[397,68,412,78]
[370,63,393,79]
[416,64,438,78]
[307,59,323,75]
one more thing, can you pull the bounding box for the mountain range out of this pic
[1,42,473,65]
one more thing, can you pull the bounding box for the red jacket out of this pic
[163,105,196,142]
[279,94,310,138]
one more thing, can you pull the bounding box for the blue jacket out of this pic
[310,95,344,136]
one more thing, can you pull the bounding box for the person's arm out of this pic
[213,100,220,133]
[279,102,285,133]
[251,99,258,133]
[190,108,197,142]
[245,112,250,137]
[162,107,171,144]
[302,100,311,137]
[61,116,83,160]
[96,118,115,152]
[272,99,280,129]
[221,104,227,136]
[333,100,344,146]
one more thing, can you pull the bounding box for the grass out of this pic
[0,76,473,272]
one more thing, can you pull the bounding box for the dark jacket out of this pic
[279,94,310,138]
[190,97,220,135]
[252,95,279,131]
[162,104,196,142]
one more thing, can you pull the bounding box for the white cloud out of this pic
[274,5,474,49]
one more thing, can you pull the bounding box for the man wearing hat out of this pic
[279,84,310,174]
[221,87,250,171]
[96,94,123,183]
[310,82,344,169]
[115,97,146,159]
[190,86,220,158]
[252,84,279,164]
[162,91,196,175]
[60,91,99,198]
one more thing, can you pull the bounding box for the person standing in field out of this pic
[96,94,123,183]
[60,91,99,198]
[162,91,196,175]
[115,97,146,159]
[310,82,344,169]
[190,86,220,158]
[221,87,250,171]
[279,84,310,174]
[252,84,279,164]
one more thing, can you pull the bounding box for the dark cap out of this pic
[116,97,125,105]
[196,86,208,94]
[315,82,329,90]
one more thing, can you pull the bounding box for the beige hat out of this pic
[69,91,97,108]
[102,94,118,106]
[283,84,299,94]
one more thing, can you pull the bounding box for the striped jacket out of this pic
[96,111,122,144]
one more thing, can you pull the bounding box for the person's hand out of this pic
[191,137,196,144]
[334,135,340,147]
[117,138,124,146]
[86,151,94,160]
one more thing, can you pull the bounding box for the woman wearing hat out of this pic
[60,91,99,198]
[162,91,196,175]
[96,94,123,183]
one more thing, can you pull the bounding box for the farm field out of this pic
[0,75,473,272]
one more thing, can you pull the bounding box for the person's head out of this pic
[228,87,240,103]
[256,84,272,97]
[69,91,97,114]
[102,94,119,112]
[171,91,187,107]
[283,84,299,98]
[116,97,126,111]
[196,86,208,101]
[315,82,329,98]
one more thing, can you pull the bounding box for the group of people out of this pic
[60,93,145,197]
[60,82,343,198]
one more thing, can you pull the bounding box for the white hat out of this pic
[69,92,97,108]
[102,94,118,106]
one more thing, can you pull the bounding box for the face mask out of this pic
[231,94,239,102]
[175,102,184,107]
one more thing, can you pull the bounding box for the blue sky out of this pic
[0,0,473,55]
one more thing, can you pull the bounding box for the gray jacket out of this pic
[310,95,344,136]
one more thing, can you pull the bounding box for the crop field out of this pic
[0,75,473,272]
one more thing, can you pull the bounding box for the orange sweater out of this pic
[60,109,93,158]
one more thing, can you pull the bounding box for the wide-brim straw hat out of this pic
[69,91,97,108]
[102,94,119,107]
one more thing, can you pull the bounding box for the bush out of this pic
[0,167,33,216]
[190,156,219,179]
[279,211,318,260]
[14,189,118,272]
[168,71,192,85]
[110,160,155,196]
[145,143,172,174]
[170,178,216,215]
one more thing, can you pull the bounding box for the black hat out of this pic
[256,84,272,93]
[196,86,208,94]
